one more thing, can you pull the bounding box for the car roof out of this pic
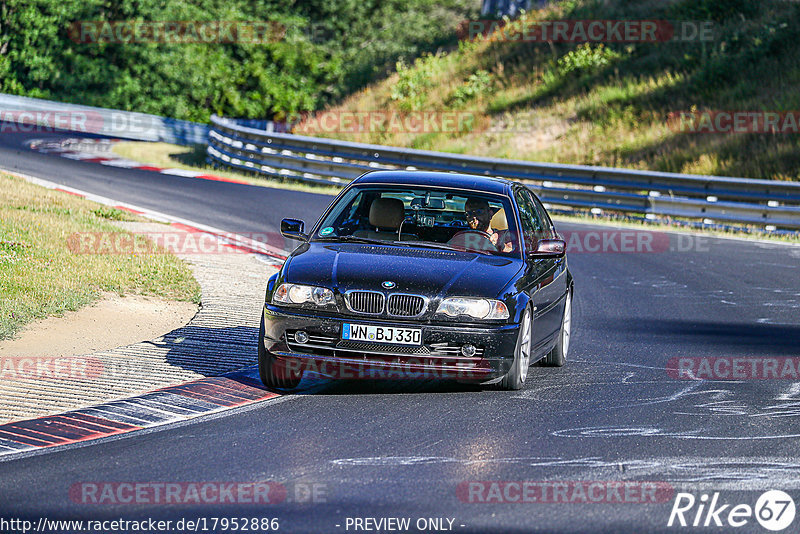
[351,170,514,195]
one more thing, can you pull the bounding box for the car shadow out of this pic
[159,324,491,395]
[293,376,486,396]
[612,319,800,356]
[160,324,259,376]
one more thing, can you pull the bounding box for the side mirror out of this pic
[528,238,566,258]
[281,218,308,242]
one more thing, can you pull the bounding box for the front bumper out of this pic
[262,304,520,382]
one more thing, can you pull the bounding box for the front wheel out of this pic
[499,305,533,390]
[258,315,302,390]
[542,290,572,367]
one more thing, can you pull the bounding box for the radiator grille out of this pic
[387,294,426,317]
[345,291,385,315]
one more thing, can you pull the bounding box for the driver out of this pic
[464,198,513,253]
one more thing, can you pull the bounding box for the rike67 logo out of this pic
[668,491,796,531]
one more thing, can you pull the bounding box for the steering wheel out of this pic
[448,230,498,252]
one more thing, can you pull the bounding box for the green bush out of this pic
[448,70,494,106]
[390,54,443,111]
[0,0,478,121]
[556,44,622,77]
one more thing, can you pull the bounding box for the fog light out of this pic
[294,331,309,344]
[461,344,477,358]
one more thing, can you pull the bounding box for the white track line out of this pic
[3,167,290,260]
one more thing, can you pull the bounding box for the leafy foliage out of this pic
[390,54,443,111]
[555,44,621,77]
[448,69,493,106]
[0,0,477,121]
[323,0,800,181]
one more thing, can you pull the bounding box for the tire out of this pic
[499,305,533,390]
[258,316,302,390]
[542,290,572,367]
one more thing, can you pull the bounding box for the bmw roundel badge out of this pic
[382,281,396,290]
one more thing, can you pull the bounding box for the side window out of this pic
[514,189,545,251]
[346,192,364,219]
[526,191,556,239]
[330,192,366,235]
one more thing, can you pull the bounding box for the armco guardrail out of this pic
[209,115,800,230]
[0,93,208,145]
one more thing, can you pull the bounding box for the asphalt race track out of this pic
[1,130,800,533]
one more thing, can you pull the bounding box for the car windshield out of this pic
[313,185,522,258]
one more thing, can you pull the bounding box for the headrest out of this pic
[490,208,508,231]
[369,198,405,229]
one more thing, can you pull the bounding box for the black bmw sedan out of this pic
[259,171,573,390]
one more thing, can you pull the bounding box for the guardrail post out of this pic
[206,114,800,231]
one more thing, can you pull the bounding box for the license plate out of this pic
[342,324,422,345]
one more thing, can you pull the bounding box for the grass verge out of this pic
[309,0,800,181]
[0,173,201,340]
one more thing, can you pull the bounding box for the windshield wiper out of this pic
[316,236,492,255]
[315,235,388,246]
[398,240,492,255]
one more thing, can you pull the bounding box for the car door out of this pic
[527,189,569,338]
[513,187,567,349]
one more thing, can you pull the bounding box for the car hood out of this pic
[283,242,523,299]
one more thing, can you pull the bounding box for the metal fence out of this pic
[4,92,797,231]
[0,93,208,145]
[208,115,800,230]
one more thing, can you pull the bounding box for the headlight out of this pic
[436,297,509,320]
[273,283,335,307]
